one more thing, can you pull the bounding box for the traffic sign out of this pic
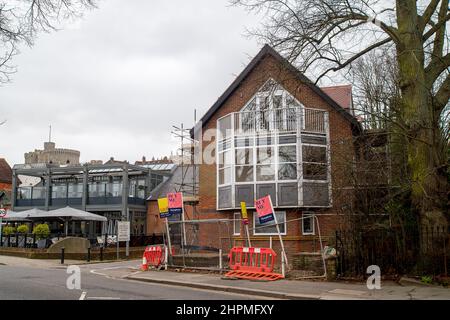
[0,208,6,217]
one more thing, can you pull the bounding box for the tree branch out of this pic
[433,73,450,113]
[426,53,450,86]
[315,37,393,83]
[419,0,441,31]
[424,12,450,40]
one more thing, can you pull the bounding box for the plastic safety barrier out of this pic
[225,246,284,281]
[141,245,164,270]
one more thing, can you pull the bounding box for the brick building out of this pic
[192,45,361,260]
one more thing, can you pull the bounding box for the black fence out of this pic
[1,233,164,249]
[335,227,449,277]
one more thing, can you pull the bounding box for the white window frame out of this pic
[302,212,315,235]
[233,212,241,236]
[253,211,287,236]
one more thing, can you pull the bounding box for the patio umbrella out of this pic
[2,209,33,222]
[46,206,107,236]
[46,206,107,222]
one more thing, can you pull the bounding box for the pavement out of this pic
[1,255,449,300]
[124,269,450,300]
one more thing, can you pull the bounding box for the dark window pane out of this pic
[235,165,254,182]
[279,135,297,144]
[302,215,314,234]
[235,137,253,147]
[278,163,297,180]
[279,145,297,163]
[303,163,327,180]
[302,146,326,163]
[257,136,273,146]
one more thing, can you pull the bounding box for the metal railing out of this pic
[230,107,327,135]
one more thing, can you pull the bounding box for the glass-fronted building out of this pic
[11,163,165,238]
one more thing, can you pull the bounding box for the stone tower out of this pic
[24,141,80,165]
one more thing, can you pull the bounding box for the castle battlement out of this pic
[24,141,80,165]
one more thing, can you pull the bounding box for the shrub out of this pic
[17,225,29,234]
[32,224,50,240]
[421,275,433,284]
[2,226,16,235]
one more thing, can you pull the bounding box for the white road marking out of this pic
[79,291,87,300]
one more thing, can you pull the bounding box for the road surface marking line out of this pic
[87,297,121,300]
[79,292,87,300]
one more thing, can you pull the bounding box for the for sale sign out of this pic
[255,195,274,224]
[240,202,249,225]
[157,197,171,218]
[167,192,183,215]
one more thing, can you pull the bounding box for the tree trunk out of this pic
[396,0,448,251]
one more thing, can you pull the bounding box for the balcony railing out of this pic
[229,107,327,135]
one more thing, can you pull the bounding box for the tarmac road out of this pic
[0,259,267,300]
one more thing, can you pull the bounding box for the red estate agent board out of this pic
[167,192,183,215]
[255,195,275,224]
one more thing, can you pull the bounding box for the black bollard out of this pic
[7,234,10,247]
[100,246,104,261]
[87,247,91,262]
[61,247,65,264]
[24,234,27,248]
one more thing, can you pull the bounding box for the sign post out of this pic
[240,202,251,247]
[158,197,172,256]
[0,208,6,246]
[168,192,185,247]
[255,195,288,266]
[117,221,130,259]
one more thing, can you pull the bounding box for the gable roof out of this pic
[192,44,361,135]
[0,158,12,184]
[321,85,353,113]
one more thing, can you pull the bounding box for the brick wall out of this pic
[196,53,355,260]
[0,182,11,191]
[146,200,195,236]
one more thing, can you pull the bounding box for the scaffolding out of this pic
[171,119,200,254]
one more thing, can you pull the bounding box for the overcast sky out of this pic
[0,0,264,165]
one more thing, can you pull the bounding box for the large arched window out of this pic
[238,79,303,133]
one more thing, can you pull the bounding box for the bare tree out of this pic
[0,0,96,83]
[232,0,449,240]
[346,46,400,130]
